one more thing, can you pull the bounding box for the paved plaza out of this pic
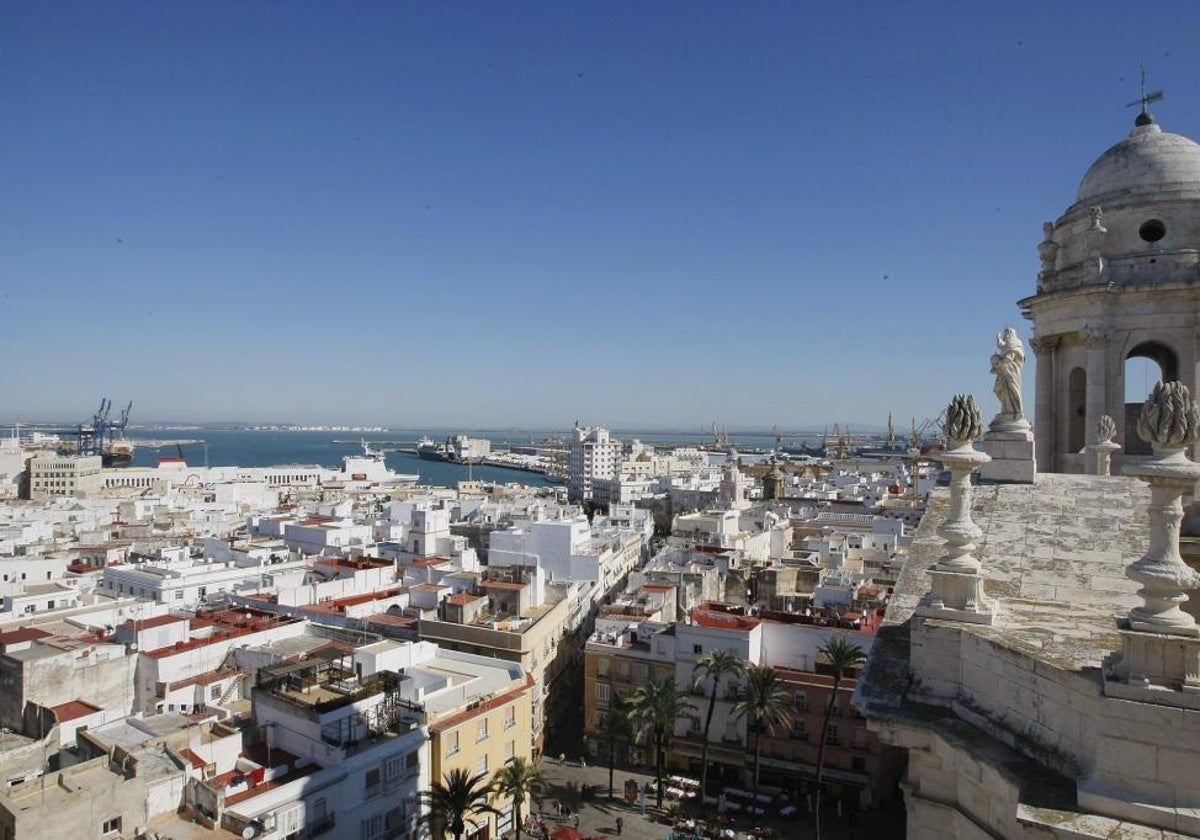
[519,757,904,840]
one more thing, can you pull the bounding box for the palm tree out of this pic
[733,665,794,796]
[692,649,746,804]
[420,767,500,840]
[596,693,632,800]
[629,678,696,808]
[490,757,549,839]
[813,636,866,840]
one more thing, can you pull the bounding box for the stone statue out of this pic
[990,328,1026,423]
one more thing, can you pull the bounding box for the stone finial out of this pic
[918,393,994,623]
[1137,381,1200,452]
[1089,415,1121,476]
[1088,206,1107,233]
[944,394,982,448]
[1120,382,1200,638]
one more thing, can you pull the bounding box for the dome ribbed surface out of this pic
[1077,123,1200,204]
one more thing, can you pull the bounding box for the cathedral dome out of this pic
[1077,121,1200,205]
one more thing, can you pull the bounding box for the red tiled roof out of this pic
[430,674,534,732]
[447,593,484,606]
[51,699,102,722]
[169,668,241,691]
[180,748,208,769]
[690,608,761,631]
[411,556,453,568]
[482,580,526,591]
[122,613,187,631]
[0,627,52,646]
[367,613,417,628]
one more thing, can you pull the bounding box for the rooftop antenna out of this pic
[1126,63,1163,126]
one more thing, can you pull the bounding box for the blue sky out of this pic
[4,2,1199,430]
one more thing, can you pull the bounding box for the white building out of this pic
[27,453,103,501]
[568,425,621,503]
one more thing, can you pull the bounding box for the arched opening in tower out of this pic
[1124,342,1179,454]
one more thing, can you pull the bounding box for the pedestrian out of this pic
[559,752,566,764]
[615,815,623,836]
[573,814,580,830]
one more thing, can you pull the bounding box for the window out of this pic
[825,724,839,746]
[174,590,183,600]
[791,722,808,741]
[211,685,222,700]
[794,691,808,712]
[476,754,488,775]
[597,658,609,676]
[361,813,385,840]
[505,707,517,729]
[852,728,869,750]
[693,644,703,655]
[364,766,381,798]
[101,817,122,835]
[506,739,516,760]
[446,730,460,756]
[595,683,610,708]
[477,719,489,742]
[384,755,402,791]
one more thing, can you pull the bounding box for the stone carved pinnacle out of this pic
[1089,415,1121,476]
[943,394,982,447]
[1122,382,1200,636]
[916,393,993,622]
[1137,381,1200,450]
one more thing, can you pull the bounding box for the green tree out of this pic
[733,665,794,796]
[490,757,549,839]
[596,693,633,800]
[419,767,501,840]
[813,636,866,840]
[629,678,696,808]
[692,649,746,804]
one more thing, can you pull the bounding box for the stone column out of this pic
[1108,382,1200,697]
[918,395,995,625]
[1080,324,1110,457]
[1030,335,1059,472]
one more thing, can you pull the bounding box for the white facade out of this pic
[28,453,103,501]
[568,425,621,502]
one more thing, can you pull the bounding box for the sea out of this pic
[115,427,806,489]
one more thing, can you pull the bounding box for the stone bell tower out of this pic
[1020,104,1200,473]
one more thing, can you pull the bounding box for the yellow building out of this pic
[421,653,536,840]
[583,624,676,767]
[420,568,587,756]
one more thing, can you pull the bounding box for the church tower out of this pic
[1020,106,1200,472]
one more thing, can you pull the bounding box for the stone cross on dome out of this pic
[1125,64,1163,127]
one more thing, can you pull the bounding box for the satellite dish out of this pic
[242,827,257,839]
